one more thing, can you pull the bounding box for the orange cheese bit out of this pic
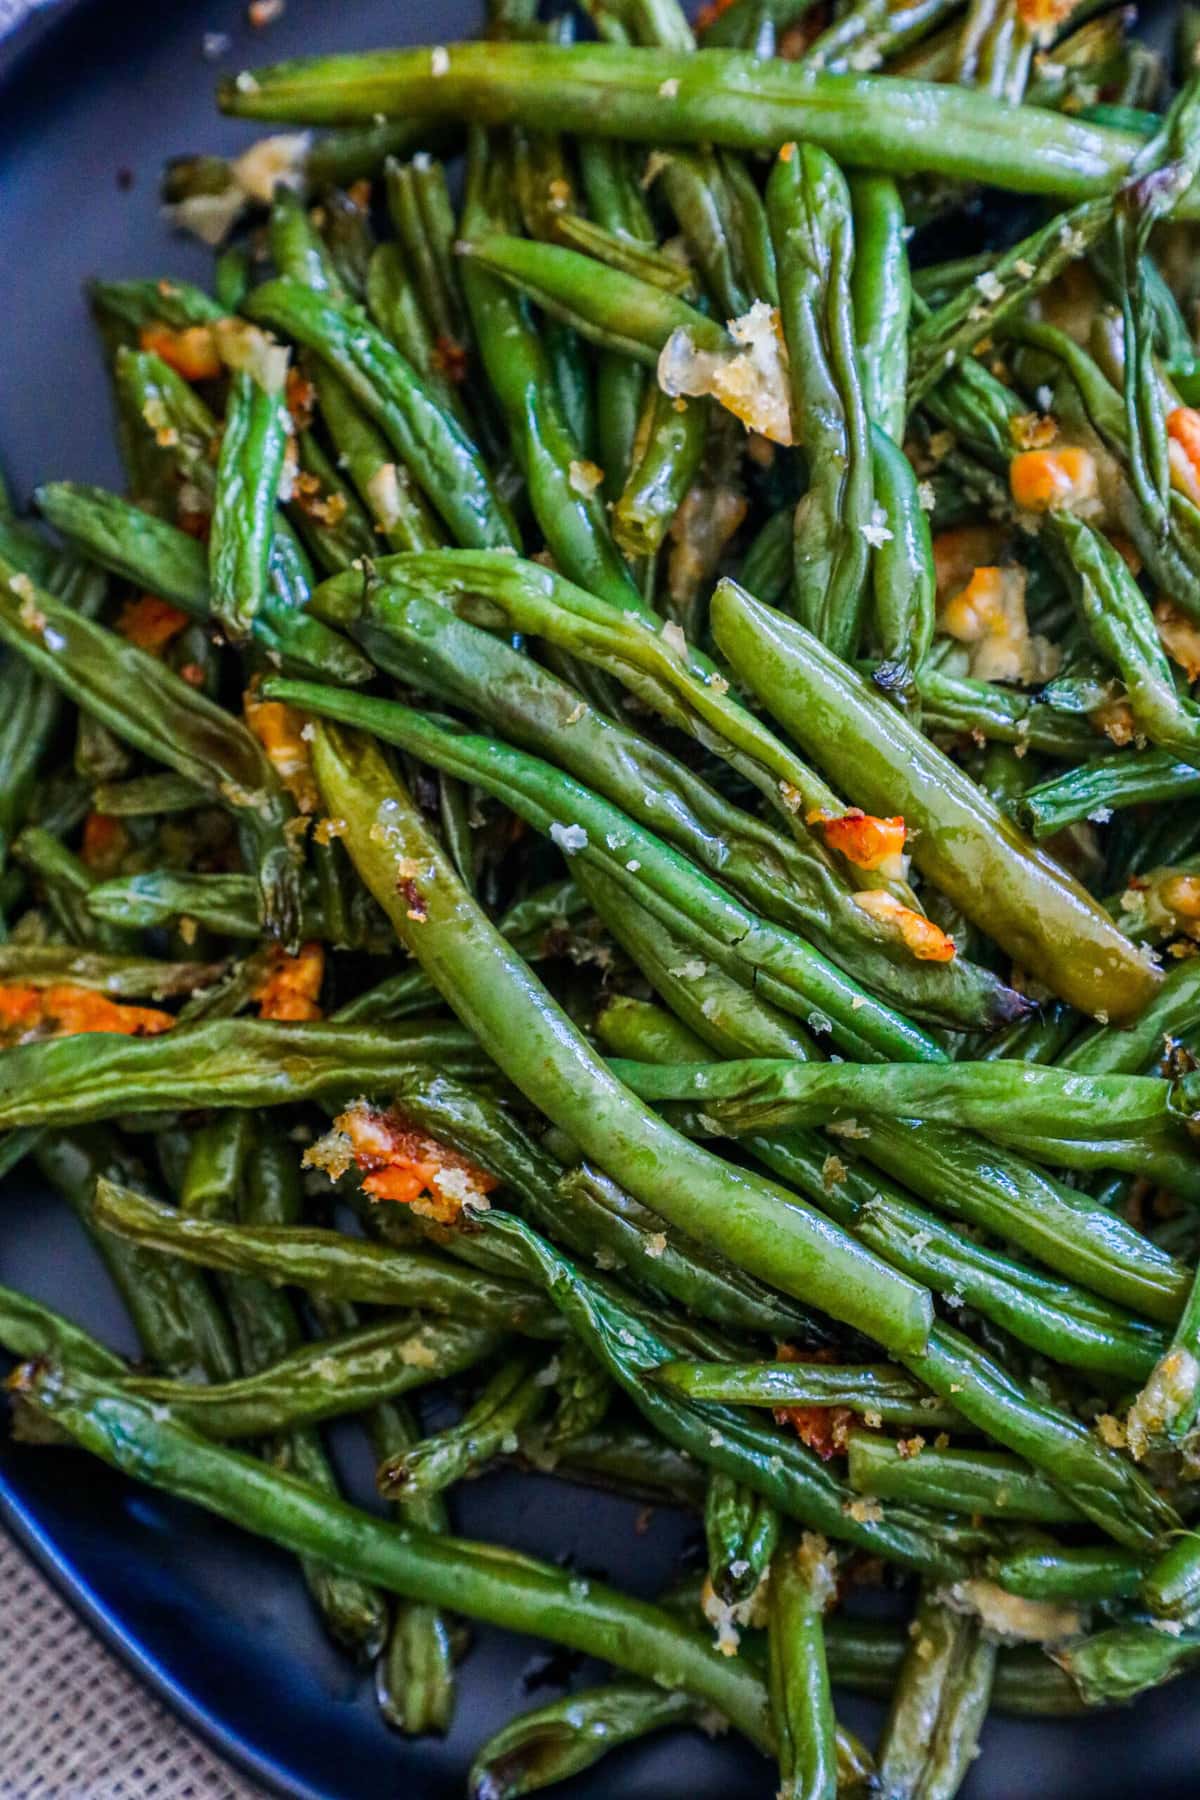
[432,336,469,384]
[116,594,191,656]
[931,525,1009,604]
[937,563,1057,685]
[1016,0,1078,36]
[694,0,738,26]
[668,483,748,608]
[303,1101,500,1225]
[80,812,130,878]
[808,808,907,876]
[254,941,324,1021]
[0,983,174,1046]
[852,890,957,962]
[285,366,317,431]
[1090,696,1137,747]
[138,322,222,383]
[293,471,348,528]
[243,689,319,814]
[0,986,42,1036]
[1009,411,1058,451]
[1167,408,1200,508]
[1159,874,1200,924]
[1110,535,1142,578]
[1009,445,1099,515]
[772,1345,852,1462]
[1155,599,1200,685]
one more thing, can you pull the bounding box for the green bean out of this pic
[385,155,469,348]
[847,1429,1084,1523]
[311,362,443,552]
[768,1531,838,1800]
[875,1586,996,1800]
[290,427,380,576]
[1049,511,1200,769]
[904,1322,1177,1551]
[609,1055,1189,1176]
[38,1130,239,1385]
[368,1395,457,1735]
[710,577,1161,1021]
[561,1160,825,1337]
[741,505,794,606]
[216,46,1188,209]
[110,1313,497,1439]
[0,1284,125,1377]
[849,1181,1164,1381]
[705,1469,780,1605]
[35,482,371,685]
[0,1017,483,1130]
[89,277,224,341]
[0,660,61,876]
[827,1619,1086,1715]
[850,176,909,444]
[769,143,873,657]
[1022,751,1200,835]
[483,1209,982,1575]
[988,1544,1145,1605]
[851,1096,1186,1320]
[1125,1265,1200,1452]
[289,589,1024,1031]
[467,1681,697,1798]
[364,240,484,446]
[311,721,934,1353]
[384,1057,825,1338]
[457,232,724,366]
[13,826,124,950]
[318,185,376,300]
[269,184,343,293]
[654,1360,962,1427]
[910,200,1111,407]
[0,550,303,942]
[86,868,390,950]
[613,390,708,558]
[271,680,945,1065]
[654,149,751,318]
[699,0,819,46]
[459,134,642,609]
[209,368,293,642]
[1052,1623,1200,1706]
[377,1348,551,1500]
[915,666,1104,755]
[241,279,517,551]
[178,1113,251,1228]
[519,1423,707,1509]
[805,0,964,76]
[237,1121,391,1658]
[89,1179,560,1339]
[595,983,1166,1380]
[584,865,818,1063]
[15,1364,775,1746]
[867,427,935,694]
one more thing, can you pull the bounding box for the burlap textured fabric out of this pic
[0,1534,264,1799]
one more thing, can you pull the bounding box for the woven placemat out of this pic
[0,1532,264,1799]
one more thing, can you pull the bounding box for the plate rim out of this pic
[0,8,340,1785]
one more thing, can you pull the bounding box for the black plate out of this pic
[2,3,1200,1794]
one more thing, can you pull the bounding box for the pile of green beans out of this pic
[9,5,1200,1796]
